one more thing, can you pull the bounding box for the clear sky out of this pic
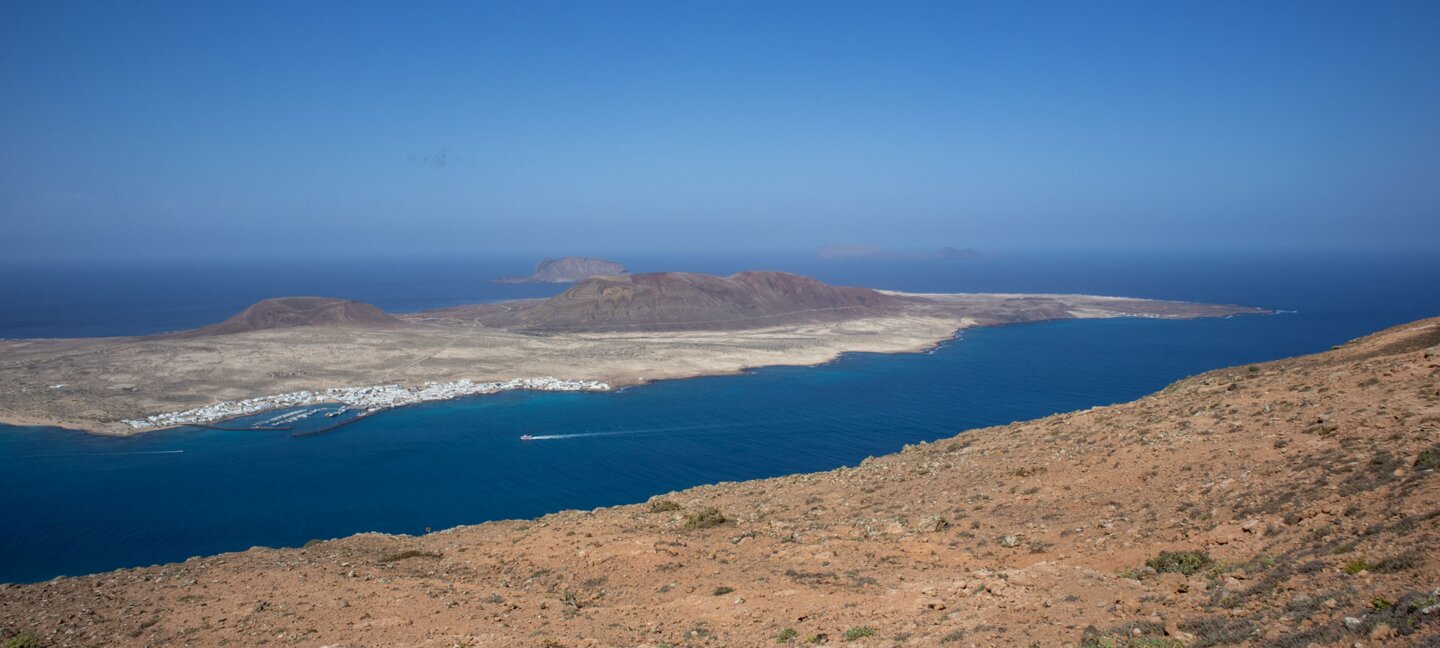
[2,1,1438,260]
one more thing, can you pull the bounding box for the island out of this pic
[492,256,627,283]
[0,271,1269,435]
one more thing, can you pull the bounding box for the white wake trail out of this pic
[25,450,185,458]
[522,421,754,441]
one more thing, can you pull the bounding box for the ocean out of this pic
[0,249,1435,583]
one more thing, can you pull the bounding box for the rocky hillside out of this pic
[173,297,407,337]
[3,318,1439,647]
[495,257,628,284]
[484,271,909,331]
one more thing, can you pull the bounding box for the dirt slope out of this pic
[3,318,1439,647]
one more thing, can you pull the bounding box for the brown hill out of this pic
[177,297,406,337]
[485,271,909,331]
[4,318,1437,646]
[494,256,628,284]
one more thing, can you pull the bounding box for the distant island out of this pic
[817,245,982,260]
[0,270,1269,434]
[493,256,627,283]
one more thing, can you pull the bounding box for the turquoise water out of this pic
[1,251,1436,583]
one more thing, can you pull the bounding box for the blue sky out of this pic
[2,1,1438,259]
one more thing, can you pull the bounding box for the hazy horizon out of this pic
[4,1,1438,261]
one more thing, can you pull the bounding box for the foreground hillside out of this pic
[3,318,1438,647]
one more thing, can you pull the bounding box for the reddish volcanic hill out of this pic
[487,271,909,331]
[177,297,407,336]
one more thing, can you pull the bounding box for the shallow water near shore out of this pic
[1,250,1436,583]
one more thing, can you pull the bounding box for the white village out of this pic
[123,377,611,430]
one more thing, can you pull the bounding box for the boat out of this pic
[520,434,535,441]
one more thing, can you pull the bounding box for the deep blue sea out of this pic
[1,250,1436,583]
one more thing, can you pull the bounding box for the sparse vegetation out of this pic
[842,626,875,641]
[1178,615,1258,648]
[1145,550,1214,575]
[649,499,683,513]
[2,634,41,648]
[376,549,441,563]
[713,586,734,596]
[776,628,798,643]
[682,506,727,529]
[1372,549,1422,573]
[1079,626,1182,648]
[1343,558,1372,574]
[1415,443,1440,470]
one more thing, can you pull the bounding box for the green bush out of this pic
[1343,558,1372,574]
[649,500,683,513]
[1145,550,1214,575]
[3,634,41,648]
[776,628,798,643]
[682,507,727,529]
[1415,443,1440,470]
[843,626,876,641]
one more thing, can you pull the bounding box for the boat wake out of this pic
[521,421,748,441]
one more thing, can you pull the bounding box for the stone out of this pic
[917,516,949,533]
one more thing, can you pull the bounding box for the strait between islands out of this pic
[0,271,1269,435]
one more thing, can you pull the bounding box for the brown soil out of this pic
[3,319,1438,647]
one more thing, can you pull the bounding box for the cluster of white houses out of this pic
[122,377,611,429]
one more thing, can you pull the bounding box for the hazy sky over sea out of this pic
[2,1,1438,260]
